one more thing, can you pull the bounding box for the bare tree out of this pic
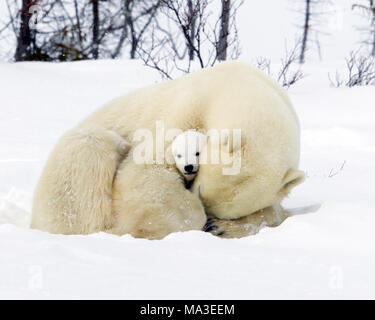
[127,0,161,59]
[295,0,331,64]
[138,0,243,79]
[187,0,196,61]
[110,0,162,59]
[92,0,100,59]
[1,0,102,61]
[329,50,375,87]
[14,0,43,61]
[217,0,231,61]
[299,0,311,63]
[0,0,161,61]
[107,1,162,59]
[279,41,304,87]
[352,0,375,56]
[161,0,208,68]
[255,40,304,89]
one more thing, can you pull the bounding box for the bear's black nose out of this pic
[184,165,194,173]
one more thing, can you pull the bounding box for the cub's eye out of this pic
[195,152,200,156]
[177,154,182,159]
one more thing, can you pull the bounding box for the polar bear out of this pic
[31,61,305,239]
[171,131,207,184]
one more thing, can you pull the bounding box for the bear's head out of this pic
[171,130,207,181]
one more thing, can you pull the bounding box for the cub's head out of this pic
[171,131,207,181]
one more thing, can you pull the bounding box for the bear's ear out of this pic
[278,169,305,198]
[165,144,175,165]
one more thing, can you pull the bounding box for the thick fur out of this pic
[31,128,129,234]
[108,156,206,239]
[171,130,207,181]
[31,61,305,238]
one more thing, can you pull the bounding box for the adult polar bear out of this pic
[31,61,305,239]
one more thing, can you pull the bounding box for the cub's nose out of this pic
[184,165,194,173]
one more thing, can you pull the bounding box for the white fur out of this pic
[172,131,207,181]
[31,128,130,234]
[31,61,305,239]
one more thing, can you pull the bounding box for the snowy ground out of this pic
[0,59,374,299]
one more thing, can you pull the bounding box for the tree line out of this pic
[0,0,374,84]
[0,1,242,66]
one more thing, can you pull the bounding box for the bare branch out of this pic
[139,0,242,79]
[254,40,304,89]
[329,50,375,87]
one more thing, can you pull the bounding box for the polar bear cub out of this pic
[171,131,207,183]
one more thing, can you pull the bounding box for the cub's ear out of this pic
[278,169,305,198]
[165,144,175,165]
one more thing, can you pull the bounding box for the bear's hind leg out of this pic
[203,203,290,238]
[31,128,130,234]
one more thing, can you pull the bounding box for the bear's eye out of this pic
[195,152,200,156]
[177,154,182,159]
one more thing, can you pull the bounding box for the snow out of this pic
[0,59,374,300]
[1,0,375,300]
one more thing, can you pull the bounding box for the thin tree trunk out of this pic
[15,0,33,61]
[92,0,99,59]
[130,35,138,59]
[128,13,137,59]
[112,0,131,58]
[74,0,83,46]
[217,0,231,61]
[300,0,311,64]
[188,0,196,61]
